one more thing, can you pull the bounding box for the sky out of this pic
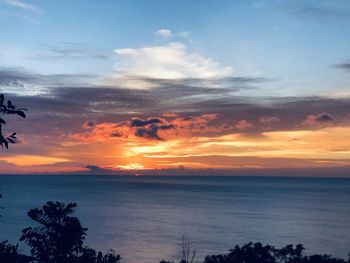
[1,0,350,175]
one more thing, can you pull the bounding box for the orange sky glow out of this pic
[1,115,350,174]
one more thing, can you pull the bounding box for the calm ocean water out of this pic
[0,175,349,263]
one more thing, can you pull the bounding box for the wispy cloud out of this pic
[0,67,98,95]
[178,31,190,38]
[154,28,173,38]
[154,28,191,38]
[334,60,350,71]
[36,42,109,60]
[291,6,349,22]
[3,0,43,14]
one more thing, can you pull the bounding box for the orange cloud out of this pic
[71,122,130,143]
[71,113,234,143]
[169,114,233,135]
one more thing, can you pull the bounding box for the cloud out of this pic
[84,165,117,175]
[154,29,190,39]
[302,113,335,127]
[71,122,129,143]
[0,9,41,24]
[259,116,281,124]
[334,60,350,71]
[3,0,43,13]
[134,123,175,140]
[71,117,176,142]
[0,67,98,94]
[6,84,350,142]
[0,159,85,174]
[82,120,96,129]
[171,114,230,134]
[3,67,350,144]
[259,116,281,130]
[291,6,349,22]
[130,117,175,140]
[113,42,232,81]
[71,114,233,143]
[37,42,109,60]
[154,28,173,38]
[235,120,254,130]
[131,117,163,127]
[4,81,350,173]
[0,67,36,87]
[178,31,190,38]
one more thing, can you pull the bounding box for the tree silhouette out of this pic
[19,201,121,263]
[275,244,304,263]
[203,242,349,263]
[0,241,31,263]
[20,201,87,263]
[0,93,27,149]
[180,236,196,263]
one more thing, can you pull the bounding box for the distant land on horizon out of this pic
[1,166,350,178]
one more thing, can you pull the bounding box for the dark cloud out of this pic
[335,61,350,71]
[145,76,271,87]
[84,165,115,174]
[303,112,335,127]
[4,86,350,141]
[292,6,350,21]
[36,42,110,60]
[0,67,97,90]
[82,120,96,128]
[131,118,162,127]
[132,117,175,140]
[314,113,335,123]
[110,131,124,138]
[1,66,350,141]
[0,67,36,87]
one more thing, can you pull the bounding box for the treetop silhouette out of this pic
[20,201,87,263]
[19,201,121,263]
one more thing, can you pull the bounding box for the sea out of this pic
[0,175,349,263]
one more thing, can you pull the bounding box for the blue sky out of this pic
[1,0,350,96]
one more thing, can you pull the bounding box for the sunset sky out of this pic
[1,0,350,175]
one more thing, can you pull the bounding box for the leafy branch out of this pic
[0,93,27,149]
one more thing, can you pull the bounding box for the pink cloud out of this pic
[235,120,254,130]
[302,113,335,127]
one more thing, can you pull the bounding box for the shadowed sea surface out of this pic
[0,175,349,263]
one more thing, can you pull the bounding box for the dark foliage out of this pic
[79,248,121,263]
[307,255,348,263]
[18,201,121,263]
[20,201,87,263]
[203,242,349,263]
[0,93,27,149]
[204,242,276,263]
[0,241,31,263]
